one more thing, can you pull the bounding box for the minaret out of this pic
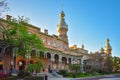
[57,10,68,42]
[81,44,84,49]
[100,47,104,54]
[105,38,112,56]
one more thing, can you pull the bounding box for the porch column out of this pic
[81,59,84,73]
[66,57,69,70]
[71,58,74,64]
[44,52,47,58]
[59,55,62,70]
[51,53,55,70]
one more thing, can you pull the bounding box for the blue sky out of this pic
[4,0,120,57]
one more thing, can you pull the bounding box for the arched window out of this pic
[62,44,64,49]
[48,40,50,45]
[53,40,57,47]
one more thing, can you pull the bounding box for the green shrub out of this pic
[24,76,44,80]
[58,70,67,75]
[69,64,81,72]
[6,77,17,80]
[17,71,31,78]
[26,62,44,73]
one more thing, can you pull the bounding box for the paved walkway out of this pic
[99,78,120,80]
[48,74,120,80]
[49,77,120,80]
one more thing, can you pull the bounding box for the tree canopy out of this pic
[102,56,113,73]
[1,16,45,57]
[112,56,120,72]
[0,0,9,16]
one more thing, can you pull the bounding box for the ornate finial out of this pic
[60,11,65,18]
[106,38,109,43]
[60,4,65,18]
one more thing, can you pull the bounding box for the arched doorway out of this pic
[54,54,59,64]
[0,47,3,70]
[47,52,51,59]
[39,51,44,58]
[30,60,34,64]
[46,52,51,72]
[0,59,3,70]
[18,60,26,71]
[54,54,59,70]
[62,57,67,70]
[0,46,3,70]
[31,50,36,57]
[0,46,2,53]
[68,58,71,64]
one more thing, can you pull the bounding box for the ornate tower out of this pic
[100,47,104,54]
[81,44,84,49]
[57,10,68,42]
[105,38,112,56]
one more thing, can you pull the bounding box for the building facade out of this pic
[0,10,112,73]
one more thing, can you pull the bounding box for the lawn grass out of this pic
[66,72,120,78]
[110,72,120,74]
[67,73,103,78]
